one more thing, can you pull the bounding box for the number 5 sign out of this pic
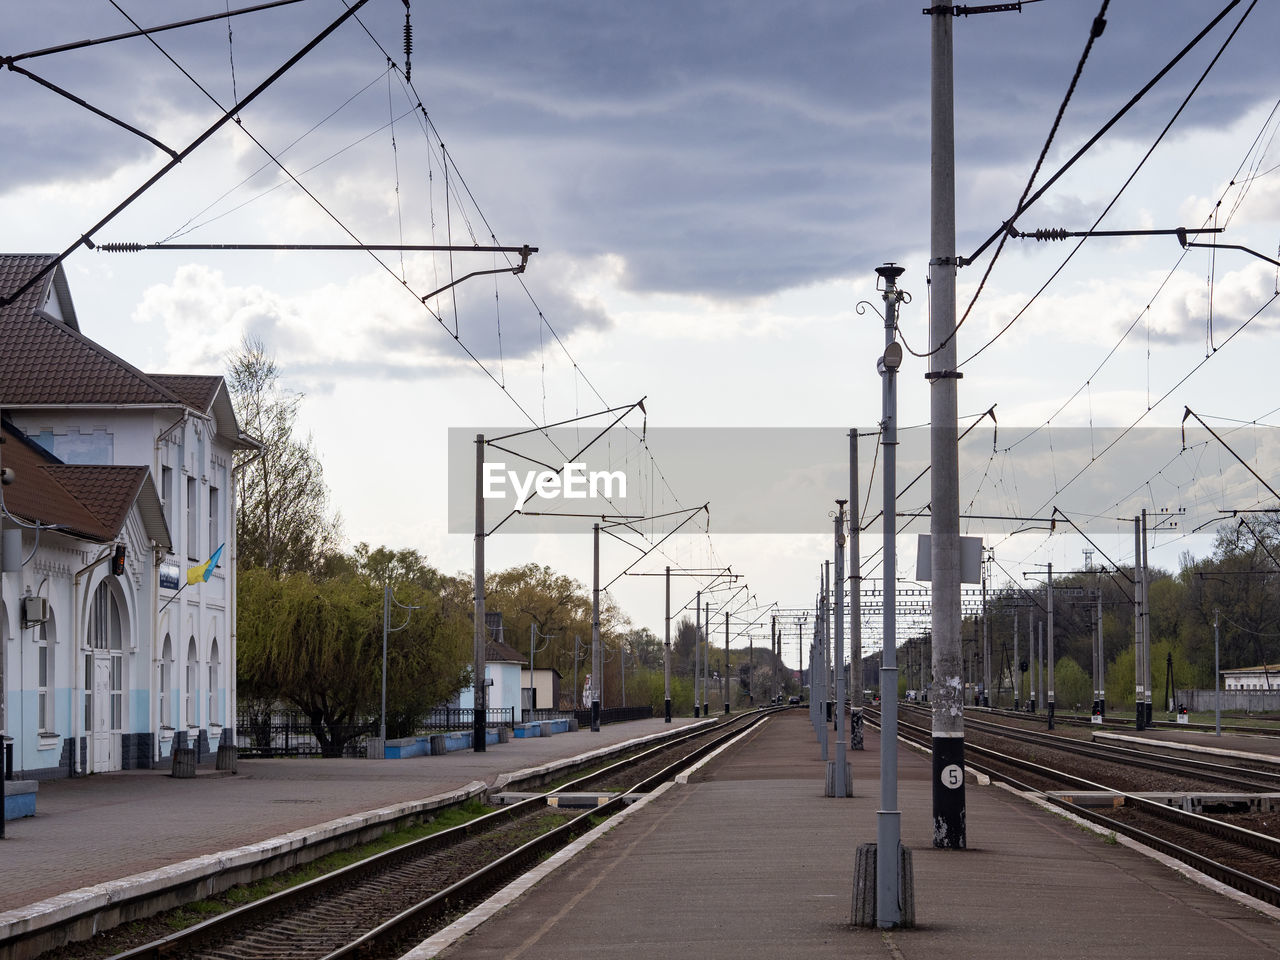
[940,764,964,789]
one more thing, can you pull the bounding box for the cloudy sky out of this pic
[4,1,1279,663]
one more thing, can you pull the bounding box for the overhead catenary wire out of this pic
[958,0,1259,370]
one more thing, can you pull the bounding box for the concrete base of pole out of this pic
[981,695,989,707]
[664,698,672,723]
[931,738,966,849]
[724,702,729,716]
[852,842,915,928]
[693,704,700,718]
[824,760,852,797]
[850,710,865,750]
[590,700,600,733]
[1047,701,1055,730]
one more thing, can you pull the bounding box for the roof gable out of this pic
[0,254,185,408]
[1,421,171,549]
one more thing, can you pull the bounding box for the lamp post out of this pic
[876,262,906,927]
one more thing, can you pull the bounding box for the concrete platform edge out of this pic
[1094,731,1280,764]
[996,781,1280,923]
[400,780,679,960]
[0,779,489,945]
[490,719,717,795]
[674,716,768,783]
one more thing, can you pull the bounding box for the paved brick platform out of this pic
[432,710,1280,960]
[0,717,699,914]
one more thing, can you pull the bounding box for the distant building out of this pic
[1222,665,1280,691]
[1,254,258,778]
[457,639,528,718]
[521,666,563,712]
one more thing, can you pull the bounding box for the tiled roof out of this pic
[486,639,528,664]
[44,464,150,539]
[0,254,186,407]
[1,421,171,549]
[1,422,115,541]
[149,374,222,412]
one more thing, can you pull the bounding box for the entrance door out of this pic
[93,654,113,772]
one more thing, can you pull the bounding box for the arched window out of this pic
[87,581,125,731]
[160,634,173,726]
[186,636,199,726]
[208,639,220,726]
[88,580,122,650]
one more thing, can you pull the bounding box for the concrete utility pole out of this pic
[693,590,702,717]
[1012,608,1020,710]
[828,502,850,796]
[771,615,778,704]
[927,2,965,850]
[1214,609,1221,737]
[1029,617,1037,712]
[1134,517,1145,731]
[1096,589,1105,716]
[1141,509,1152,726]
[850,428,865,749]
[981,553,990,707]
[706,601,716,721]
[591,522,601,732]
[664,566,672,722]
[1047,562,1055,730]
[723,610,730,715]
[473,434,487,753]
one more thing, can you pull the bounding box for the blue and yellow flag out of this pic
[186,543,225,586]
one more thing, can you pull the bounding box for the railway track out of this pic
[864,705,1280,908]
[901,702,1280,792]
[976,702,1280,739]
[100,710,771,960]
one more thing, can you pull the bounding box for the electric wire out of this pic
[958,0,1258,370]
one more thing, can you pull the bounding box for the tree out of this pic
[237,565,470,755]
[228,335,340,575]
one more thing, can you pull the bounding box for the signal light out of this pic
[111,544,126,576]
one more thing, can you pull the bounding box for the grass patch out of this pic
[166,799,495,927]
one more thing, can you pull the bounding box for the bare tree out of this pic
[228,335,340,575]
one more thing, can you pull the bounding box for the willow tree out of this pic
[237,568,469,755]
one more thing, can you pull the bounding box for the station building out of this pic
[0,254,257,779]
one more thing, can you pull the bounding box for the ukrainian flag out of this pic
[186,543,225,586]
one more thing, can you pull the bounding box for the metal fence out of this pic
[236,712,369,758]
[572,706,654,727]
[236,706,519,758]
[522,708,575,724]
[419,707,517,732]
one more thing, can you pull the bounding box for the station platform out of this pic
[428,709,1280,960]
[0,717,701,917]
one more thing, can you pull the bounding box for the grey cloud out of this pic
[5,1,1277,302]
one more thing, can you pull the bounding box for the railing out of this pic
[521,708,574,724]
[572,706,654,727]
[235,713,369,759]
[236,706,519,758]
[418,707,516,732]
